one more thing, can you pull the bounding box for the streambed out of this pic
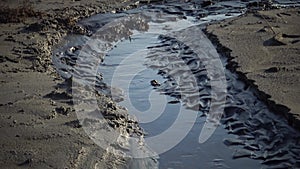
[53,1,300,168]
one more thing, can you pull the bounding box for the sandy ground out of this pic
[207,8,300,129]
[0,0,151,168]
[1,0,300,168]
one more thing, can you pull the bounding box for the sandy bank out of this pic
[0,0,152,168]
[207,7,300,129]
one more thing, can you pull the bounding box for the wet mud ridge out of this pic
[52,0,300,168]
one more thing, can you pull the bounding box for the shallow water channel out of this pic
[98,31,263,169]
[53,1,300,168]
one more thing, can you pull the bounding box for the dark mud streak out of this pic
[204,29,300,131]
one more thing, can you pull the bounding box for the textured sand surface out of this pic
[207,8,300,128]
[1,1,299,168]
[0,0,148,168]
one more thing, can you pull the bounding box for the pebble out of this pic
[150,80,160,87]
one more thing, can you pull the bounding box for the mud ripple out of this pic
[145,30,300,168]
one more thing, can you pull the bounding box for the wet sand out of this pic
[1,0,300,168]
[207,8,300,129]
[0,0,150,168]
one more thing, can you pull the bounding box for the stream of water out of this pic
[53,1,300,168]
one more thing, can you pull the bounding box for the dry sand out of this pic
[207,7,300,129]
[0,0,150,168]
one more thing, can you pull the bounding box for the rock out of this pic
[150,80,160,87]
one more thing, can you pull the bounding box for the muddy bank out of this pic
[206,8,300,129]
[0,0,156,168]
